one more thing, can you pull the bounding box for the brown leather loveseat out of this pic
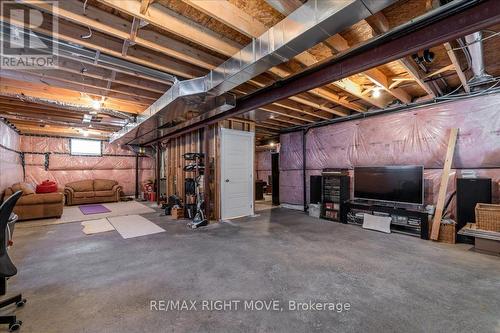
[64,179,122,206]
[3,182,64,221]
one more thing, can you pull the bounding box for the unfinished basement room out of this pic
[0,0,499,332]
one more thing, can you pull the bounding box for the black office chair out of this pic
[0,190,26,331]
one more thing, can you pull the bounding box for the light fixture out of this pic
[91,100,101,110]
[372,87,382,98]
[269,142,275,147]
[269,114,275,119]
[82,114,92,123]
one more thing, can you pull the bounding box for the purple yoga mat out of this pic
[79,204,111,215]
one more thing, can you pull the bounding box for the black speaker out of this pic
[310,175,322,204]
[271,153,280,205]
[456,178,491,229]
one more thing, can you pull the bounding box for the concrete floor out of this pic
[4,207,500,333]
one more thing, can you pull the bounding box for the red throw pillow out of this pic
[36,180,58,193]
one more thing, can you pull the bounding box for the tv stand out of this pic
[346,201,429,239]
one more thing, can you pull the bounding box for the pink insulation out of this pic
[256,150,272,182]
[20,136,154,195]
[280,93,500,209]
[0,122,23,195]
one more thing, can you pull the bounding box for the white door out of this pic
[220,128,254,220]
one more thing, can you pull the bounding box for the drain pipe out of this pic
[464,32,493,88]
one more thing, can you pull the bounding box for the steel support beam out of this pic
[143,0,500,146]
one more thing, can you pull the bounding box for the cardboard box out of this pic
[171,207,184,219]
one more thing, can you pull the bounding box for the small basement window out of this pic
[70,138,102,156]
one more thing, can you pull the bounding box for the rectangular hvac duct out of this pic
[110,0,398,146]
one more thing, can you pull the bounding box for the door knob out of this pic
[225,179,230,182]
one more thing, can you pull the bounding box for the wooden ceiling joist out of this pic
[365,13,439,98]
[263,0,389,109]
[20,0,366,118]
[55,59,169,95]
[2,7,206,79]
[140,0,153,15]
[13,124,109,139]
[183,0,369,112]
[0,69,154,106]
[259,105,316,123]
[0,78,144,114]
[20,0,223,71]
[11,68,160,101]
[93,0,367,113]
[444,42,470,93]
[96,0,241,57]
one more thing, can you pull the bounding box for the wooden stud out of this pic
[430,128,459,241]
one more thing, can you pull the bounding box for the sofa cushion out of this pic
[66,180,93,192]
[73,191,95,198]
[94,179,117,191]
[11,182,36,196]
[18,192,63,205]
[95,190,115,197]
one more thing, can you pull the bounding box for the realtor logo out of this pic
[0,1,59,69]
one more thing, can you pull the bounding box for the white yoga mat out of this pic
[107,215,165,239]
[362,214,392,234]
[81,219,115,235]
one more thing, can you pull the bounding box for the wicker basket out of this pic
[475,203,500,232]
[428,219,456,244]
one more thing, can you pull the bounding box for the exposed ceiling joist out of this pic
[0,78,144,114]
[143,0,500,145]
[365,13,439,98]
[264,0,390,108]
[3,5,207,79]
[54,58,169,93]
[0,69,155,106]
[98,0,369,113]
[20,0,223,70]
[96,0,241,57]
[140,0,153,15]
[181,0,265,38]
[444,42,470,92]
[20,0,348,116]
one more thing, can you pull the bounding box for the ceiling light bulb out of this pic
[269,114,275,119]
[372,88,381,98]
[270,142,275,147]
[91,100,101,110]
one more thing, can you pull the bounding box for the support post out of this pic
[135,153,139,199]
[156,143,161,205]
[204,126,211,220]
[302,128,308,213]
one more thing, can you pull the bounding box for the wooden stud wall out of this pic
[163,118,255,220]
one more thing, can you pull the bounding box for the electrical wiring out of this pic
[452,30,500,51]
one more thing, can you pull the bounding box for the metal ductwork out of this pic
[110,0,398,146]
[0,22,177,83]
[464,32,493,88]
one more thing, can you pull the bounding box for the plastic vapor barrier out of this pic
[256,151,272,182]
[20,136,154,195]
[280,93,500,213]
[0,122,23,195]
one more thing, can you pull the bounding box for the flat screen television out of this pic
[354,166,424,205]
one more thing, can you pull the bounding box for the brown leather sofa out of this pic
[64,179,122,206]
[3,182,64,221]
